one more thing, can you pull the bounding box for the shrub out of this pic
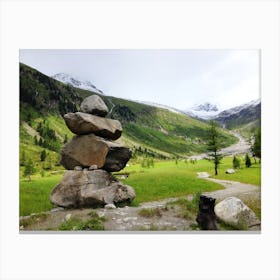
[232,156,240,169]
[245,154,252,168]
[59,212,105,231]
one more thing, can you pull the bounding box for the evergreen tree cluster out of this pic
[132,146,167,160]
[34,121,60,152]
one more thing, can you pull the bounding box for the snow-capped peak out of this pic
[184,102,221,119]
[192,102,219,112]
[52,73,103,94]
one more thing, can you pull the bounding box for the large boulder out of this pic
[214,197,260,229]
[60,134,131,171]
[80,95,109,117]
[64,112,122,140]
[50,170,136,208]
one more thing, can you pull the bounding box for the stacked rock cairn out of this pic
[50,95,136,208]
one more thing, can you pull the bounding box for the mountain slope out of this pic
[213,99,261,129]
[52,73,104,94]
[19,63,237,166]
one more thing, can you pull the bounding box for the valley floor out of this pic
[20,177,260,232]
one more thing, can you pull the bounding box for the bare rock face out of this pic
[214,197,260,229]
[64,112,122,140]
[80,95,109,117]
[50,170,136,208]
[60,134,132,171]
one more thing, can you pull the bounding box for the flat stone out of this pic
[64,112,122,140]
[105,203,116,209]
[74,166,83,171]
[89,165,98,170]
[60,134,132,172]
[80,95,109,117]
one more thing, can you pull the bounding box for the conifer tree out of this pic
[207,120,223,175]
[245,153,252,168]
[24,159,36,181]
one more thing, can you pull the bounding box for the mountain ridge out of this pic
[19,63,237,162]
[52,73,104,94]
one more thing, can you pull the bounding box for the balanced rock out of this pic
[50,170,136,208]
[80,95,108,117]
[64,112,122,140]
[60,134,131,171]
[214,197,260,229]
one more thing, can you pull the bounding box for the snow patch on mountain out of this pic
[215,99,260,119]
[138,101,185,115]
[184,102,222,119]
[52,73,104,94]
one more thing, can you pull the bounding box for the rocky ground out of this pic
[20,176,260,232]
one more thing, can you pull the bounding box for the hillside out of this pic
[213,100,261,130]
[19,63,237,170]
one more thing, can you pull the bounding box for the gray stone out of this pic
[214,197,260,229]
[226,169,235,174]
[89,164,98,170]
[80,95,109,117]
[105,203,116,209]
[64,112,122,140]
[64,213,72,221]
[50,170,136,208]
[74,166,83,171]
[60,134,132,172]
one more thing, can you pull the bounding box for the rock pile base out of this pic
[51,170,135,208]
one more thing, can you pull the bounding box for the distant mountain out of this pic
[52,73,104,94]
[213,99,261,129]
[20,63,237,161]
[184,102,222,120]
[139,101,185,115]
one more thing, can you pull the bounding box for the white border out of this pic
[1,1,279,280]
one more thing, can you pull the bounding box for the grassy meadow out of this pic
[19,157,260,216]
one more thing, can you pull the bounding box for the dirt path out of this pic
[189,132,250,160]
[20,175,260,231]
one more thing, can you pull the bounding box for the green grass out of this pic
[58,212,105,231]
[20,157,260,217]
[122,161,224,205]
[20,174,63,216]
[166,192,201,220]
[211,157,261,186]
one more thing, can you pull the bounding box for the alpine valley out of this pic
[19,63,260,170]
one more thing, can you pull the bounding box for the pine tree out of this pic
[232,155,240,169]
[20,150,26,166]
[24,159,36,181]
[207,120,223,175]
[251,128,261,162]
[40,149,47,161]
[245,153,252,168]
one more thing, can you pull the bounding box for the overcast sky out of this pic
[19,49,260,110]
